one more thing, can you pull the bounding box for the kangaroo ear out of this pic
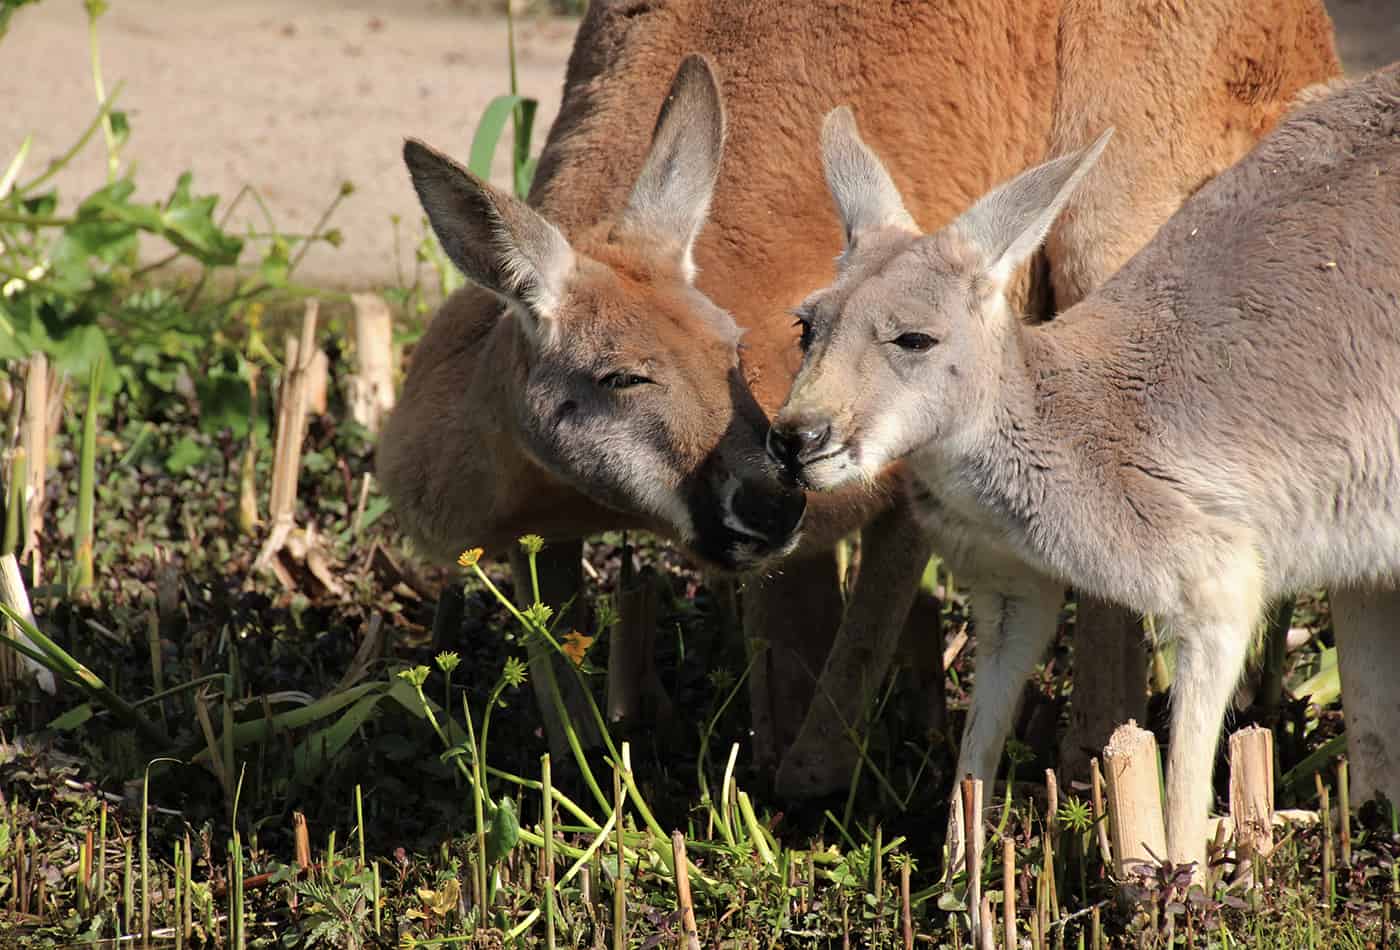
[612,54,726,283]
[954,128,1114,291]
[820,106,917,249]
[404,138,574,345]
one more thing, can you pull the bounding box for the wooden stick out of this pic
[304,348,329,417]
[1102,720,1166,877]
[293,812,312,871]
[613,766,626,950]
[978,892,995,950]
[900,857,914,950]
[21,354,47,566]
[962,775,984,949]
[1003,836,1016,949]
[1227,725,1274,883]
[1090,757,1112,867]
[671,832,700,950]
[1317,772,1333,917]
[347,292,397,433]
[254,300,319,574]
[1338,757,1352,868]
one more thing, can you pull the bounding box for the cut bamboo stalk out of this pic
[543,756,557,950]
[613,767,626,950]
[254,300,319,575]
[72,357,102,597]
[1090,757,1112,867]
[1046,768,1059,833]
[0,552,54,694]
[44,367,66,468]
[962,775,984,949]
[1228,725,1274,882]
[293,812,312,871]
[1003,836,1016,949]
[0,453,20,693]
[978,892,995,950]
[1102,720,1166,877]
[671,832,700,950]
[1338,757,1352,867]
[305,348,329,416]
[2,447,23,558]
[900,857,914,950]
[21,354,47,566]
[1317,772,1333,917]
[347,292,397,433]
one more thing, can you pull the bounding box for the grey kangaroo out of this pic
[769,64,1400,874]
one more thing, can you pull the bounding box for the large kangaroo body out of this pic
[379,0,1339,790]
[774,64,1400,872]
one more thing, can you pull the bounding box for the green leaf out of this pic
[257,237,290,287]
[1291,645,1339,706]
[160,172,243,266]
[467,94,531,181]
[0,0,41,39]
[484,796,520,867]
[290,692,388,782]
[165,435,207,474]
[358,496,390,531]
[108,110,130,149]
[48,703,94,731]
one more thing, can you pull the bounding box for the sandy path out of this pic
[2,1,1394,291]
[1,0,576,290]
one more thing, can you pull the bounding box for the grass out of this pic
[1,1,1398,947]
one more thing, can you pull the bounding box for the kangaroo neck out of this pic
[923,304,1131,586]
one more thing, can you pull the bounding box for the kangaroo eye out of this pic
[598,371,654,390]
[892,332,938,352]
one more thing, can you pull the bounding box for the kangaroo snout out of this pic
[767,415,833,474]
[730,477,807,546]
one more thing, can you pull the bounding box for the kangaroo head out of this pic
[769,108,1113,489]
[403,56,805,570]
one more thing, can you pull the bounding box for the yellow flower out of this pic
[561,631,594,667]
[457,547,484,569]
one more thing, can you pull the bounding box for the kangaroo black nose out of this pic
[731,478,807,544]
[767,419,832,470]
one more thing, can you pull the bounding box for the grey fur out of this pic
[777,64,1400,873]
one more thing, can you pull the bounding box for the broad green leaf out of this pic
[290,692,389,781]
[49,704,94,731]
[467,94,531,181]
[190,682,385,763]
[485,796,520,867]
[161,172,242,265]
[1291,645,1340,706]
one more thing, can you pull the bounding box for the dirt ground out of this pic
[2,0,1396,291]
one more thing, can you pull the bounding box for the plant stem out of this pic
[542,753,556,950]
[72,356,103,596]
[17,81,125,196]
[3,448,26,557]
[85,1,120,182]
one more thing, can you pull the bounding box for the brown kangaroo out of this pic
[378,0,1339,793]
[772,62,1400,875]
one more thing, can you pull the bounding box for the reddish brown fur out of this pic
[382,0,1337,561]
[379,0,1339,790]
